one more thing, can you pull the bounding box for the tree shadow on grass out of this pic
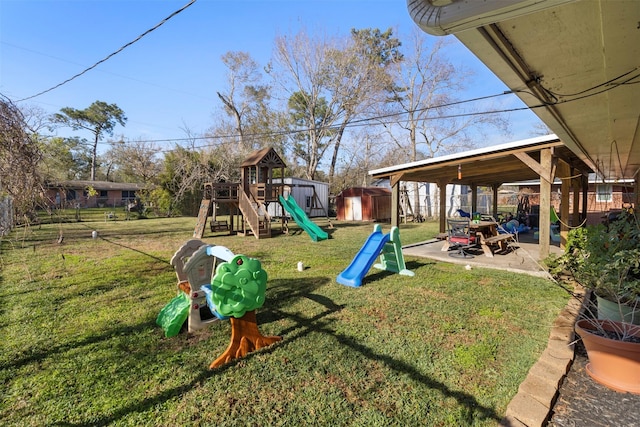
[2,320,158,371]
[97,235,173,265]
[49,275,500,426]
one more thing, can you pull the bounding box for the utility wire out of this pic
[123,66,640,147]
[540,66,640,98]
[17,0,197,102]
[39,61,636,151]
[142,70,630,151]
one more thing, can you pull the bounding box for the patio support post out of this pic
[438,179,448,233]
[491,184,499,218]
[571,168,581,226]
[635,172,639,208]
[391,179,400,227]
[581,173,589,224]
[471,183,478,214]
[539,148,552,259]
[558,160,570,248]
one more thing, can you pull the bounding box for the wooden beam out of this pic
[636,173,640,209]
[513,150,557,183]
[437,180,448,233]
[539,148,552,259]
[557,160,570,249]
[391,182,399,227]
[582,174,589,224]
[471,183,478,214]
[571,168,581,226]
[492,184,499,218]
[390,173,405,188]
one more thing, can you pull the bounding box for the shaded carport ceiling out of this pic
[407,0,640,183]
[369,135,593,185]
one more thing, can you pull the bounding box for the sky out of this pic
[1,0,543,154]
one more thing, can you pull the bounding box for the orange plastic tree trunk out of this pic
[210,310,281,369]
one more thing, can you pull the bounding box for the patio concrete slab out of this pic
[402,233,562,278]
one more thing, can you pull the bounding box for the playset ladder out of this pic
[373,226,414,277]
[399,186,414,222]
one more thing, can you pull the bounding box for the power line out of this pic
[39,64,637,152]
[144,71,630,152]
[124,65,639,148]
[17,0,197,102]
[3,40,215,103]
[38,92,545,151]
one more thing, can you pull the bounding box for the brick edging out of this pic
[500,284,587,426]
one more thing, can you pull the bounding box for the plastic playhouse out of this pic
[157,239,234,337]
[205,254,281,368]
[157,239,281,369]
[337,224,414,287]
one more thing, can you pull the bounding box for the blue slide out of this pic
[337,228,391,287]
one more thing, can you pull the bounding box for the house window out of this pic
[99,190,108,198]
[596,184,612,202]
[122,190,136,201]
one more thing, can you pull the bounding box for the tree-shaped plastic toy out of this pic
[208,254,281,368]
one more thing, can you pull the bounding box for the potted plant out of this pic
[549,207,640,394]
[552,207,640,323]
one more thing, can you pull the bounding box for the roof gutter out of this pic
[407,0,576,36]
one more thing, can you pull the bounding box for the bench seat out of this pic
[210,220,229,232]
[477,232,515,257]
[483,233,514,245]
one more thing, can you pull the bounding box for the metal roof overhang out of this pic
[369,135,592,187]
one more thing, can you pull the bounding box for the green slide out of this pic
[279,195,328,242]
[156,292,190,337]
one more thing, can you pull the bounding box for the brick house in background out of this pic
[502,175,635,226]
[45,180,146,208]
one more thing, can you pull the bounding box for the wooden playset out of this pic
[193,147,328,241]
[193,147,287,239]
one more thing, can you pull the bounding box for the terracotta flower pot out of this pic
[575,319,640,394]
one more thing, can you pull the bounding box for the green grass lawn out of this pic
[0,212,568,426]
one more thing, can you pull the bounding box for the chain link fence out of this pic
[0,194,13,236]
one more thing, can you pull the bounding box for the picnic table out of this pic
[469,220,514,257]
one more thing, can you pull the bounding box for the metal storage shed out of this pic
[335,187,391,222]
[268,177,329,218]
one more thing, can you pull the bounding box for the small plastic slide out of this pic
[337,226,391,287]
[156,292,190,337]
[373,226,415,277]
[279,194,328,241]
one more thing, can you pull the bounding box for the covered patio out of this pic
[401,231,563,278]
[369,134,594,260]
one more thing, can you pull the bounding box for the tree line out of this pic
[1,26,512,223]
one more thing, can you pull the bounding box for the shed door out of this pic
[345,196,362,221]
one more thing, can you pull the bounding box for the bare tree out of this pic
[325,28,402,186]
[0,95,44,223]
[380,30,510,217]
[333,128,388,193]
[105,139,162,184]
[268,28,400,185]
[158,127,236,215]
[214,51,284,157]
